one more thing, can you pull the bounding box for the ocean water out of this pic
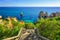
[0,7,60,22]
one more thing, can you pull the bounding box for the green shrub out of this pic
[0,20,25,39]
[36,17,60,40]
[25,22,35,29]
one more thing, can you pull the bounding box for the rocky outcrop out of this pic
[0,16,4,25]
[38,11,48,19]
[38,11,60,19]
[3,28,49,40]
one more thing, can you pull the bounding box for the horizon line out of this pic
[0,6,60,7]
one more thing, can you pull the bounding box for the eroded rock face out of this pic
[18,28,49,40]
[3,28,49,40]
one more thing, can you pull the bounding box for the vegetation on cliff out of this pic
[0,16,60,40]
[36,16,60,40]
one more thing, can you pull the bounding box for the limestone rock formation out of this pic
[3,28,49,40]
[0,16,4,25]
[38,11,48,19]
[38,11,60,19]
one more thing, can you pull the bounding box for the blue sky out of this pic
[0,0,60,7]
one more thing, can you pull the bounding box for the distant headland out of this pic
[38,11,60,19]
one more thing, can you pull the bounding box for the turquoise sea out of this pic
[0,7,60,22]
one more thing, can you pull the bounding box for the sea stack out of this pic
[38,11,48,19]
